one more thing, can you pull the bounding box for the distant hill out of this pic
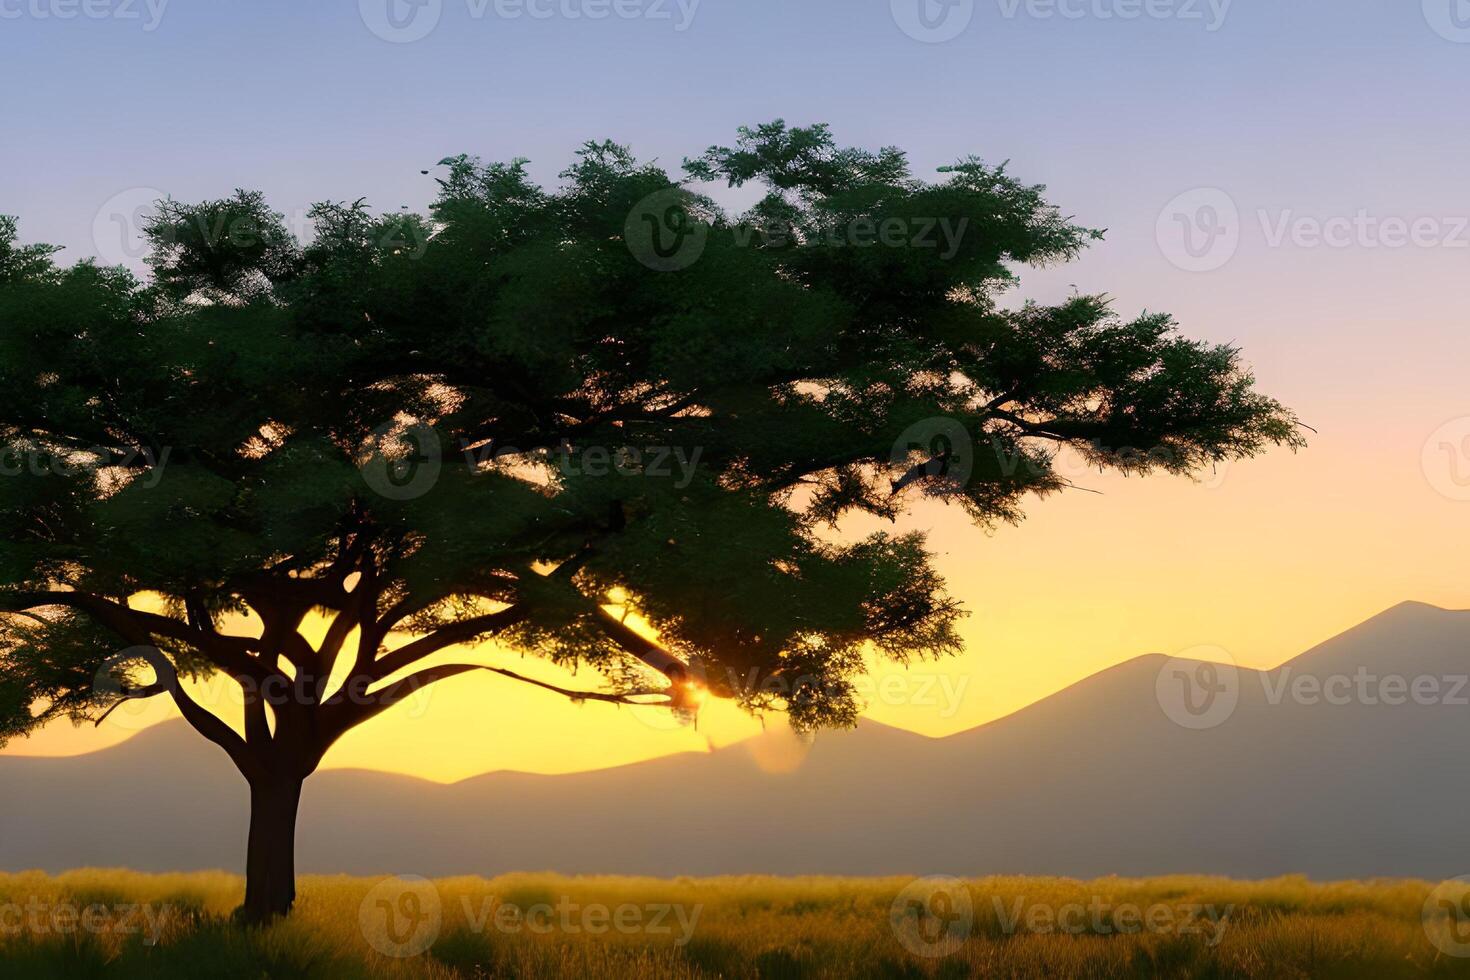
[4,601,1469,880]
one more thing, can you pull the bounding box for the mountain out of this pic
[4,601,1469,880]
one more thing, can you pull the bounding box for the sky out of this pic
[3,0,1470,781]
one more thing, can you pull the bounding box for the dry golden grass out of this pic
[1,870,1468,978]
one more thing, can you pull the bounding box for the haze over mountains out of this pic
[3,602,1468,880]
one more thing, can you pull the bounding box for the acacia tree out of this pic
[0,122,1302,922]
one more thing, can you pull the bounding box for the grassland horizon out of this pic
[2,869,1467,979]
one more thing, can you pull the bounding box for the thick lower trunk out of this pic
[238,776,303,923]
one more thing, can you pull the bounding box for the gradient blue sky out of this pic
[5,1,1468,372]
[1,1,1462,358]
[5,0,1470,776]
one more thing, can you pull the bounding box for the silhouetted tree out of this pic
[0,123,1303,922]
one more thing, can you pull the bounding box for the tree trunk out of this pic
[238,775,304,923]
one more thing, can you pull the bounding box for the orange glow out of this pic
[8,412,1470,782]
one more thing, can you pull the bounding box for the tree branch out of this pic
[364,603,532,682]
[318,661,664,749]
[94,646,263,781]
[0,589,272,684]
[594,607,689,682]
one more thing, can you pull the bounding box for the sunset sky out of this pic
[3,0,1469,781]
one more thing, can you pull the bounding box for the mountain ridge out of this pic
[9,599,1458,782]
[5,600,1469,880]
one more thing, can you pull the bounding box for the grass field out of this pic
[2,870,1469,978]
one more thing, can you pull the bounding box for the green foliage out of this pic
[0,122,1302,746]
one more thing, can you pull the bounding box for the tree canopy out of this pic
[0,122,1301,915]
